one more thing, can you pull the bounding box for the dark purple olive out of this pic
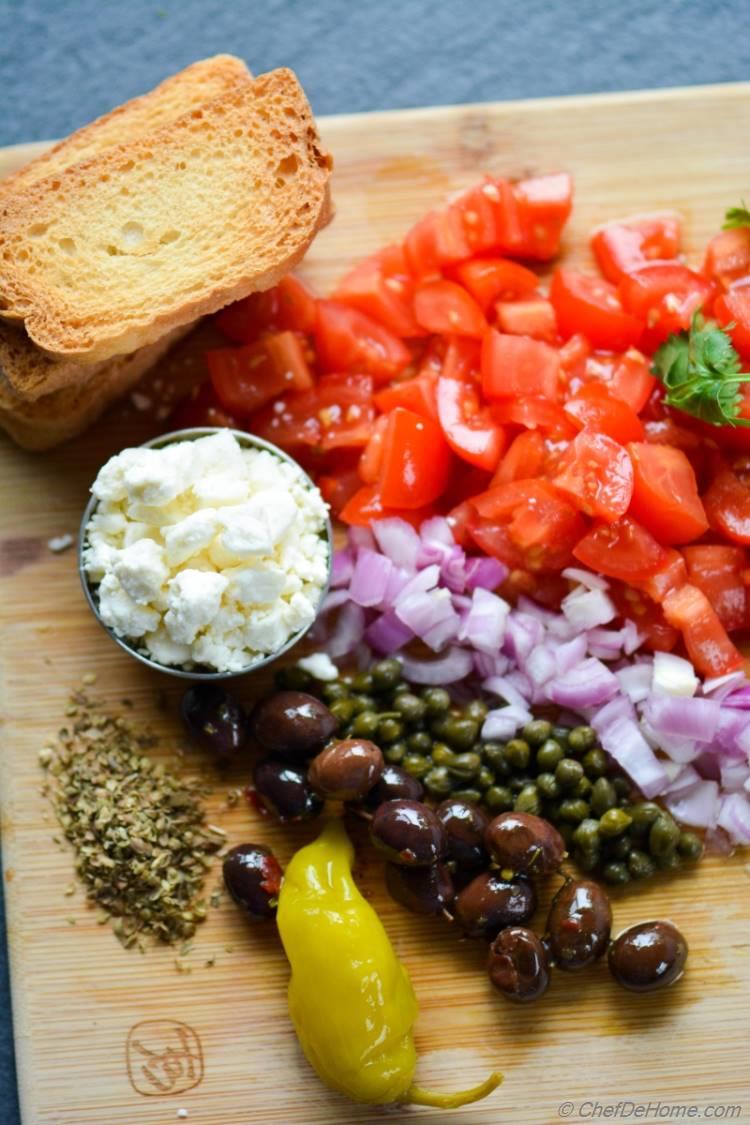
[366,764,424,808]
[370,799,446,866]
[488,926,550,1003]
[454,872,537,940]
[223,843,282,920]
[485,811,565,877]
[249,691,337,759]
[181,684,249,755]
[436,798,489,874]
[252,758,324,822]
[546,878,612,971]
[608,920,688,992]
[308,739,383,800]
[385,862,455,916]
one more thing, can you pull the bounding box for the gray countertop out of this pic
[1,0,748,1119]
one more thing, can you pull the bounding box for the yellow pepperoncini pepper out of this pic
[277,817,502,1108]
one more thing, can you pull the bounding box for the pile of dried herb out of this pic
[41,692,224,949]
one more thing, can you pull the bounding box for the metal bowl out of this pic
[78,427,333,680]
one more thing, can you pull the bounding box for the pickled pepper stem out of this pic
[405,1071,503,1109]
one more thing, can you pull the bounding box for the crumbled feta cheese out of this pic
[84,433,329,671]
[47,533,75,553]
[297,653,338,681]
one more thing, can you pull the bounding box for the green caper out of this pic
[558,798,591,823]
[431,743,457,768]
[628,801,664,837]
[590,777,618,817]
[402,752,431,779]
[536,739,564,771]
[463,699,489,724]
[573,776,593,800]
[602,861,630,885]
[523,719,554,747]
[484,785,513,812]
[568,725,597,754]
[351,710,381,738]
[573,818,601,852]
[536,772,560,800]
[677,831,704,860]
[393,693,427,724]
[606,834,633,861]
[350,693,377,715]
[481,742,511,777]
[599,808,633,838]
[612,776,632,800]
[329,698,356,726]
[582,747,608,778]
[628,849,656,880]
[649,815,681,857]
[452,787,483,805]
[275,665,312,691]
[509,775,532,794]
[442,717,480,751]
[657,850,682,871]
[321,680,350,703]
[423,765,454,797]
[505,738,531,770]
[384,742,406,764]
[371,658,402,692]
[407,730,432,754]
[555,758,585,790]
[553,725,571,744]
[422,687,451,716]
[351,671,373,694]
[429,715,453,740]
[514,784,541,815]
[450,751,481,780]
[378,717,404,744]
[476,765,495,790]
[574,847,601,872]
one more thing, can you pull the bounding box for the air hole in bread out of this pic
[175,161,187,171]
[58,238,76,256]
[159,229,180,245]
[29,223,49,238]
[120,222,145,250]
[275,154,299,178]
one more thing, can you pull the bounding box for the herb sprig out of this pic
[723,202,750,230]
[651,313,750,428]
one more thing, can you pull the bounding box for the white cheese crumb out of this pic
[165,569,228,645]
[47,533,74,553]
[297,653,338,681]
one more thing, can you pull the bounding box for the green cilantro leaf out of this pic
[651,312,750,428]
[723,202,750,230]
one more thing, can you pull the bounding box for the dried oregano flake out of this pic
[43,692,222,947]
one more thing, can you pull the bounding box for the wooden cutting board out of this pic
[2,84,750,1125]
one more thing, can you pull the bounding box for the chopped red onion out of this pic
[464,556,507,591]
[483,675,531,712]
[348,548,393,608]
[615,663,653,703]
[321,588,353,614]
[652,651,698,697]
[561,586,617,630]
[330,548,355,589]
[561,566,609,590]
[717,792,750,844]
[365,612,414,654]
[395,564,440,603]
[372,518,421,570]
[482,704,533,740]
[591,695,637,734]
[547,658,619,709]
[458,588,510,654]
[525,645,557,687]
[399,646,473,684]
[326,601,366,657]
[665,780,719,828]
[645,694,721,743]
[598,715,669,798]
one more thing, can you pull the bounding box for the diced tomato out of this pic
[627,442,708,544]
[684,544,747,633]
[483,178,526,256]
[275,275,319,333]
[316,374,376,451]
[441,336,480,381]
[448,183,501,256]
[552,431,634,522]
[550,269,643,351]
[374,375,438,419]
[662,584,744,677]
[453,257,539,311]
[714,282,750,362]
[635,548,688,604]
[703,468,750,545]
[315,301,411,382]
[249,392,322,453]
[358,415,389,483]
[403,207,472,279]
[564,382,644,444]
[703,227,750,290]
[608,350,656,413]
[332,244,423,337]
[611,584,680,652]
[378,407,452,509]
[619,263,715,348]
[492,429,547,485]
[643,415,704,453]
[414,279,487,338]
[495,297,557,341]
[436,373,506,472]
[446,499,478,548]
[206,338,293,415]
[512,173,574,260]
[469,521,524,569]
[215,275,317,342]
[171,382,238,430]
[481,330,560,400]
[559,333,592,377]
[265,331,314,390]
[470,480,584,571]
[573,517,667,582]
[591,213,681,283]
[490,396,575,440]
[339,485,434,528]
[318,469,362,517]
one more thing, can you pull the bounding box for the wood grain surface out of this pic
[1,84,750,1125]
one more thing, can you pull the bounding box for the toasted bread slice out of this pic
[0,68,332,364]
[0,55,252,202]
[0,322,113,400]
[0,325,191,450]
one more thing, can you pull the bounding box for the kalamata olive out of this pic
[249,691,337,759]
[366,764,424,808]
[485,811,566,876]
[546,878,612,971]
[436,798,490,874]
[181,684,249,755]
[454,872,537,940]
[385,862,455,915]
[252,758,324,822]
[608,920,688,992]
[370,799,446,866]
[308,739,384,800]
[488,926,550,1003]
[223,843,282,920]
